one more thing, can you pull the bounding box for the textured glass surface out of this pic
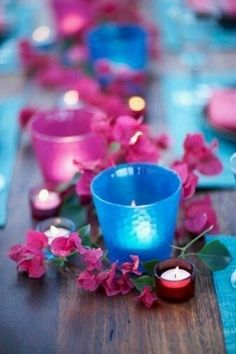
[91,163,182,263]
[87,23,147,70]
[29,108,105,186]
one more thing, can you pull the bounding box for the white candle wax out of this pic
[161,266,190,281]
[44,225,70,244]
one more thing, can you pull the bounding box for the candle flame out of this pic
[174,266,179,279]
[131,200,136,207]
[63,90,79,106]
[38,189,49,201]
[32,26,51,43]
[128,96,146,112]
[49,225,59,237]
[129,131,143,145]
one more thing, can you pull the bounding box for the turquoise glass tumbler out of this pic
[91,163,182,263]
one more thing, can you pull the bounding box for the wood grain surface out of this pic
[1,0,236,350]
[1,102,235,354]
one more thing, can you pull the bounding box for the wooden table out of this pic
[1,2,236,352]
[1,75,236,354]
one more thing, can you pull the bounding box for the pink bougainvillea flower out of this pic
[50,232,82,257]
[183,195,219,234]
[75,158,114,197]
[112,115,145,146]
[95,59,112,76]
[66,45,88,65]
[172,161,198,200]
[8,244,26,263]
[101,262,134,296]
[115,274,134,294]
[76,169,96,196]
[98,94,131,117]
[19,106,38,129]
[102,262,121,296]
[154,133,171,150]
[77,270,107,291]
[17,248,46,278]
[137,286,158,308]
[119,255,141,275]
[8,244,46,279]
[26,229,48,250]
[90,111,112,137]
[81,247,104,271]
[75,76,100,104]
[182,133,223,175]
[126,134,160,163]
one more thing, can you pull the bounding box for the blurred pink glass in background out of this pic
[29,107,106,186]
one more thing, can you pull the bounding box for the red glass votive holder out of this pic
[36,217,76,244]
[29,186,62,220]
[154,258,195,302]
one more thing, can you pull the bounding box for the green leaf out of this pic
[131,275,154,291]
[197,240,232,271]
[78,224,92,247]
[59,194,87,229]
[52,257,66,269]
[109,142,121,153]
[142,259,160,276]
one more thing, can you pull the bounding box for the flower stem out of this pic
[178,225,214,258]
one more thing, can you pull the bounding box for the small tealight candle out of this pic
[59,90,83,109]
[154,258,195,302]
[31,26,56,51]
[29,186,61,220]
[128,96,146,118]
[36,217,76,244]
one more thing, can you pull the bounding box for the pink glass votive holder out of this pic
[29,186,62,220]
[28,107,106,186]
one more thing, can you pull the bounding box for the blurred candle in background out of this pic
[31,25,57,51]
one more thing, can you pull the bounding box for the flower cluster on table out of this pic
[8,0,233,308]
[8,224,231,308]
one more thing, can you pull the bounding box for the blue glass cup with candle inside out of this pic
[87,23,148,94]
[91,163,182,263]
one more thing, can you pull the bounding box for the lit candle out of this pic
[29,187,61,220]
[44,225,70,244]
[60,90,81,108]
[128,96,146,118]
[60,14,85,36]
[31,26,56,51]
[36,217,76,244]
[155,258,195,302]
[161,266,191,281]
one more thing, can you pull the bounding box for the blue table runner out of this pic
[0,96,25,227]
[0,3,37,73]
[206,235,236,354]
[154,0,236,51]
[162,73,236,188]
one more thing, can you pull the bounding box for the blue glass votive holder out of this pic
[87,23,147,89]
[91,163,182,263]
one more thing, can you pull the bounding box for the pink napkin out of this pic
[207,89,236,131]
[187,0,236,16]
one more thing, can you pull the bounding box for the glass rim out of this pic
[88,22,147,39]
[90,162,182,208]
[154,258,195,282]
[28,106,101,143]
